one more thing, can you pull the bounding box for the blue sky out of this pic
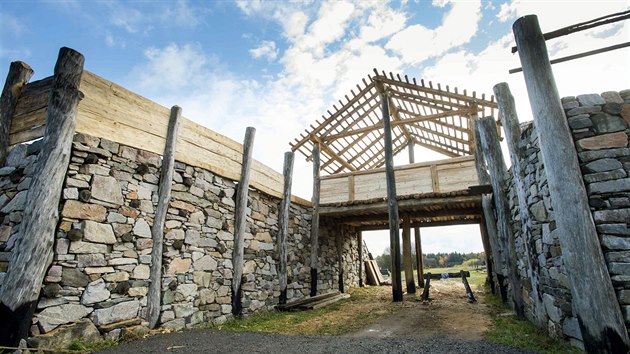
[1,0,629,256]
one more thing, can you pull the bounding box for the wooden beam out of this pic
[461,270,476,303]
[336,230,344,293]
[0,48,84,347]
[147,105,182,329]
[278,151,294,305]
[381,90,403,302]
[408,141,424,287]
[397,107,470,134]
[320,194,482,216]
[312,135,356,172]
[359,218,480,231]
[0,61,34,165]
[476,116,523,317]
[358,232,364,287]
[232,127,255,317]
[402,215,415,293]
[494,82,545,322]
[390,90,469,111]
[324,109,471,141]
[310,144,321,297]
[514,15,630,351]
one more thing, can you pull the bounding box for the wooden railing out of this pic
[8,70,310,205]
[319,155,479,204]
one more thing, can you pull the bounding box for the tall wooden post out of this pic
[476,116,524,317]
[494,82,546,323]
[278,151,294,305]
[402,215,415,293]
[477,217,495,293]
[380,90,403,302]
[358,232,364,287]
[147,106,181,328]
[232,127,255,316]
[0,48,84,347]
[514,15,630,352]
[408,141,424,287]
[474,123,505,300]
[310,144,321,297]
[0,61,34,166]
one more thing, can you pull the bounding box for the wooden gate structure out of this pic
[290,69,500,301]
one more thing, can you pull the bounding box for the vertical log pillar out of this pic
[336,229,345,293]
[476,116,524,317]
[0,61,34,166]
[310,144,321,297]
[231,127,255,317]
[474,123,505,300]
[494,82,546,322]
[0,48,84,347]
[408,141,424,287]
[477,218,495,293]
[147,106,181,328]
[402,216,415,293]
[278,151,294,305]
[380,90,403,302]
[514,15,630,352]
[358,232,364,287]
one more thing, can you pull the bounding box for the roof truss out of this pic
[291,69,500,175]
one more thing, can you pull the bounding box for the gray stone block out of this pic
[584,158,623,173]
[577,93,606,106]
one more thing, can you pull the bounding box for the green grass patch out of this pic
[483,288,582,354]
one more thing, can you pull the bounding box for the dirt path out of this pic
[348,280,492,340]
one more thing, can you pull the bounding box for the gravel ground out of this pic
[96,329,535,354]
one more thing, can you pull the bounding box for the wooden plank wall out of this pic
[8,71,308,205]
[320,156,478,204]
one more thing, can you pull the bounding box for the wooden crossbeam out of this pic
[312,135,356,172]
[389,90,469,111]
[398,107,470,134]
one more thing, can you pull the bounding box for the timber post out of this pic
[231,127,256,316]
[476,116,524,317]
[336,230,344,293]
[473,123,503,299]
[408,140,424,287]
[402,215,415,293]
[358,232,363,287]
[310,144,321,297]
[494,82,545,323]
[147,105,181,329]
[380,89,403,302]
[514,14,630,352]
[278,151,294,304]
[0,47,84,347]
[0,61,34,166]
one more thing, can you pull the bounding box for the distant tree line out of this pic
[375,246,485,271]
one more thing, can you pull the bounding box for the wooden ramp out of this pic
[276,291,350,311]
[365,260,385,286]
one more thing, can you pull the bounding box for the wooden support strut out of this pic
[278,151,294,305]
[358,232,364,287]
[380,90,403,302]
[147,106,182,329]
[408,141,424,287]
[0,61,34,166]
[402,215,415,293]
[514,15,630,352]
[476,116,524,317]
[232,127,256,317]
[0,48,84,347]
[310,144,321,297]
[337,229,345,293]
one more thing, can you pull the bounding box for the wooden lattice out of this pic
[291,69,500,175]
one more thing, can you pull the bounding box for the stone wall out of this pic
[0,133,364,344]
[506,89,630,347]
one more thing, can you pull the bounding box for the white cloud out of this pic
[0,12,23,37]
[386,0,482,64]
[249,40,278,62]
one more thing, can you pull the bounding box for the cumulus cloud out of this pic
[249,41,278,61]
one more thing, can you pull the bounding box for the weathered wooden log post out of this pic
[147,106,181,329]
[0,61,34,166]
[461,270,476,303]
[310,144,321,297]
[514,15,630,352]
[402,215,415,293]
[473,124,503,299]
[336,229,345,293]
[278,151,294,305]
[476,116,524,317]
[494,82,545,323]
[358,232,364,287]
[232,127,255,316]
[380,88,403,302]
[408,140,424,287]
[0,48,84,347]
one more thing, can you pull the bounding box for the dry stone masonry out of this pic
[0,132,364,347]
[505,89,630,348]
